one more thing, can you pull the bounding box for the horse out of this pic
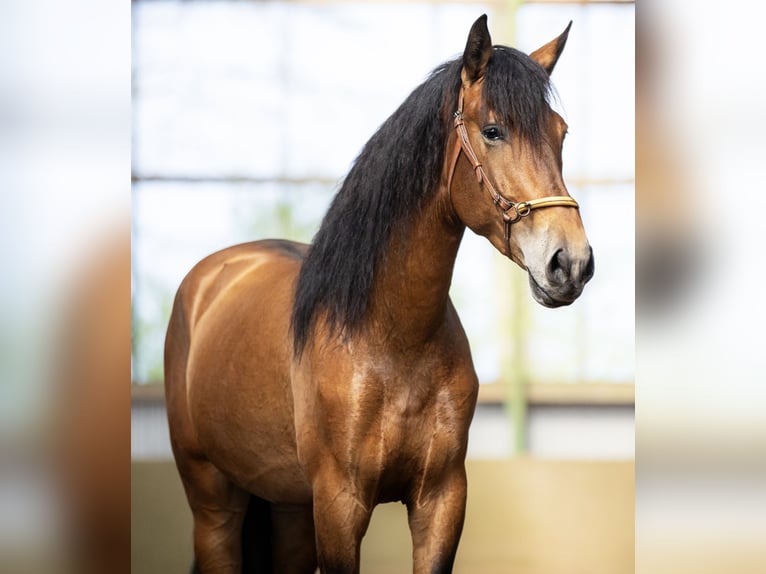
[164,14,594,574]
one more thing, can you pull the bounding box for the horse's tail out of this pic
[241,495,274,572]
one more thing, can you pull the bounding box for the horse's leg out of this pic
[311,471,373,574]
[406,467,468,574]
[178,457,251,573]
[165,288,261,572]
[270,503,317,574]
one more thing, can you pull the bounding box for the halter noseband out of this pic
[448,86,579,246]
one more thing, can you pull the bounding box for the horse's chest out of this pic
[364,385,467,499]
[384,382,468,443]
[353,370,476,481]
[295,353,478,499]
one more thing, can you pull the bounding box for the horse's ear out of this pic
[529,21,572,75]
[461,15,493,85]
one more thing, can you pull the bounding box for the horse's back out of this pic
[176,240,306,334]
[165,239,312,503]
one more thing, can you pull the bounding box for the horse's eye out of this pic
[482,126,503,141]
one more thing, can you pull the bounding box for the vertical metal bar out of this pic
[509,278,528,455]
[496,249,526,455]
[495,0,528,456]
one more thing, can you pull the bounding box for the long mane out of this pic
[291,46,553,356]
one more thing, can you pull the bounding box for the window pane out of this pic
[133,1,492,178]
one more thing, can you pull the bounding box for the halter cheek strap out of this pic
[448,86,579,245]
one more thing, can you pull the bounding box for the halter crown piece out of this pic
[448,86,579,245]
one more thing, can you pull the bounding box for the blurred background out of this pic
[4,0,765,573]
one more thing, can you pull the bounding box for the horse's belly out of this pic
[201,417,312,505]
[190,364,312,504]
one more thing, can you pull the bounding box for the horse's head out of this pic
[449,15,594,307]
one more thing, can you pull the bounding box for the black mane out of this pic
[291,46,553,355]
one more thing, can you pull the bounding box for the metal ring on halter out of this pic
[503,202,532,224]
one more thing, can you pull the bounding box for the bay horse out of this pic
[165,14,593,574]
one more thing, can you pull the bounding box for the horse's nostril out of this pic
[546,248,569,285]
[582,247,595,283]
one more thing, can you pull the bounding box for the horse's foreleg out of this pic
[311,472,373,574]
[407,466,468,574]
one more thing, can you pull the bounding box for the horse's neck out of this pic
[367,187,464,348]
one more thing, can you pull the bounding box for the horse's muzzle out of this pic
[529,245,594,307]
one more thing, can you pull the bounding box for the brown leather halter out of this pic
[448,86,579,247]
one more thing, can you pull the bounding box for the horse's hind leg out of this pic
[270,504,317,574]
[166,289,254,572]
[177,456,250,573]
